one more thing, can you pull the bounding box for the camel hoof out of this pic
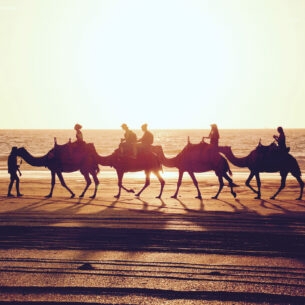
[70,194,75,199]
[90,195,96,199]
[114,195,120,199]
[171,195,177,199]
[232,192,237,198]
[45,195,52,198]
[296,197,302,200]
[135,193,140,197]
[128,189,135,193]
[79,194,84,198]
[156,195,161,199]
[211,196,218,199]
[270,196,276,200]
[195,195,202,200]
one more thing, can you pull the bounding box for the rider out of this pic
[74,123,84,142]
[202,124,219,146]
[273,126,287,153]
[138,123,154,151]
[120,123,137,158]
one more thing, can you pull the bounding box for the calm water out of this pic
[0,129,305,174]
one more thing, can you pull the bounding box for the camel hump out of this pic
[256,143,291,165]
[256,142,290,155]
[52,142,97,161]
[179,141,210,156]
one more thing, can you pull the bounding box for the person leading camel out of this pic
[7,146,23,197]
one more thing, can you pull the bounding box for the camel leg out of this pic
[46,171,56,198]
[172,171,184,199]
[79,173,92,198]
[289,169,304,200]
[90,173,100,199]
[295,176,304,200]
[114,171,123,198]
[270,173,287,200]
[246,172,261,199]
[57,172,75,198]
[154,171,165,199]
[212,175,224,199]
[223,173,237,198]
[135,171,150,197]
[188,171,202,199]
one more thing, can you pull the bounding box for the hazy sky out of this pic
[1,0,305,129]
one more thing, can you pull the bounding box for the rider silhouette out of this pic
[120,124,137,158]
[74,123,84,142]
[273,126,287,153]
[202,124,219,146]
[138,123,154,149]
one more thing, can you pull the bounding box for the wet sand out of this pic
[0,172,305,304]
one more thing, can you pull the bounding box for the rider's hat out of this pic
[74,123,82,130]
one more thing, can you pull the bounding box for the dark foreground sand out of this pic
[0,171,305,304]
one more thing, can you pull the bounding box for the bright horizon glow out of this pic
[1,0,305,129]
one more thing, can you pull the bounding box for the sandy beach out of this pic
[0,171,305,304]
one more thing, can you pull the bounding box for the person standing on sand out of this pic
[7,146,23,197]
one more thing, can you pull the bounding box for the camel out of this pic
[153,140,237,199]
[218,143,304,200]
[17,141,100,198]
[97,148,165,199]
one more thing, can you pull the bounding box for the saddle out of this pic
[118,143,155,159]
[256,142,290,165]
[257,142,290,154]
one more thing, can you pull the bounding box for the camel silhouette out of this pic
[218,144,304,200]
[153,140,237,199]
[98,148,165,199]
[17,142,100,198]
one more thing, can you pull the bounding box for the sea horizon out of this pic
[1,129,304,175]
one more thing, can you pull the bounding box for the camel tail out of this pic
[228,168,232,176]
[224,158,233,176]
[226,160,233,176]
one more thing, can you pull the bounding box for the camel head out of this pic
[16,147,25,156]
[218,146,232,156]
[16,147,35,158]
[16,147,49,167]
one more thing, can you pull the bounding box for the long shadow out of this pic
[0,286,305,304]
[1,194,305,258]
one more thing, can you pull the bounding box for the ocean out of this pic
[1,129,305,176]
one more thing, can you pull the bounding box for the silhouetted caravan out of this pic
[218,143,304,200]
[17,141,100,198]
[153,139,237,199]
[97,148,165,199]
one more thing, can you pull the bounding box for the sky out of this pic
[1,0,305,129]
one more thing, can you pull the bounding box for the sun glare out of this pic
[1,1,305,129]
[76,1,237,129]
